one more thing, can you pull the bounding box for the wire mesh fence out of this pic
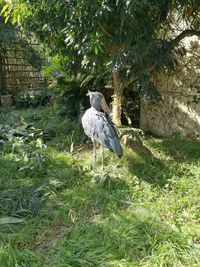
[0,37,47,98]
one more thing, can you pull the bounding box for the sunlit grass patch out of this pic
[0,108,200,267]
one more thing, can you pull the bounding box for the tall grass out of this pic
[0,107,199,267]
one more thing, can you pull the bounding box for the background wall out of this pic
[140,39,200,137]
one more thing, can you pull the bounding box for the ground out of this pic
[0,107,200,267]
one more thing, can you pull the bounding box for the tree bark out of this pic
[112,68,124,125]
[170,29,200,48]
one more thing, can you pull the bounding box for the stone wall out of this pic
[140,39,200,137]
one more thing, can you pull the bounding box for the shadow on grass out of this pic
[126,137,200,188]
[1,136,199,266]
[151,137,200,161]
[97,210,189,265]
[49,207,193,267]
[127,155,169,188]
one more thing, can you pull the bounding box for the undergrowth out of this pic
[0,107,199,267]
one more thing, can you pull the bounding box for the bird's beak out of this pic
[101,98,111,113]
[86,90,90,96]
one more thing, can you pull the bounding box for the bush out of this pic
[0,123,47,177]
[13,92,51,109]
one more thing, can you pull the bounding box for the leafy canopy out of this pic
[1,0,200,91]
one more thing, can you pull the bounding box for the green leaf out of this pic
[94,46,98,55]
[0,3,10,15]
[5,13,10,23]
[0,217,25,225]
[17,14,21,24]
[119,126,144,145]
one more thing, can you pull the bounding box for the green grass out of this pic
[0,107,200,267]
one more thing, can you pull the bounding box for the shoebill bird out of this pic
[82,91,123,172]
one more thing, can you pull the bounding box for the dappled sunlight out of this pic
[50,205,198,266]
[126,152,170,188]
[173,99,200,136]
[126,137,200,190]
[0,0,200,264]
[148,137,200,161]
[0,108,200,266]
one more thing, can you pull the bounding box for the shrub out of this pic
[13,92,51,109]
[0,123,47,177]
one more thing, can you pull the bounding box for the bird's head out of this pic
[86,90,111,113]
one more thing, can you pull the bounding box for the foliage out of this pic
[1,0,200,85]
[13,92,51,109]
[0,16,16,45]
[119,126,144,145]
[0,107,85,151]
[42,57,83,118]
[42,56,106,118]
[0,122,47,177]
[1,0,199,124]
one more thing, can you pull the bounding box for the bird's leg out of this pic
[101,145,104,171]
[92,140,96,173]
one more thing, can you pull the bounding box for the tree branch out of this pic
[123,30,200,88]
[119,16,124,34]
[122,65,155,89]
[170,29,200,47]
[98,21,112,38]
[123,75,138,89]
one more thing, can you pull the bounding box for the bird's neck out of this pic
[91,104,101,112]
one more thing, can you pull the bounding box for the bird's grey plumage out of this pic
[82,91,123,159]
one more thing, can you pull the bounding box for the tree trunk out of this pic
[112,68,124,125]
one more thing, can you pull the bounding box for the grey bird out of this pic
[81,91,123,172]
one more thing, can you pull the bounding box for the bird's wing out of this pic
[82,109,123,157]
